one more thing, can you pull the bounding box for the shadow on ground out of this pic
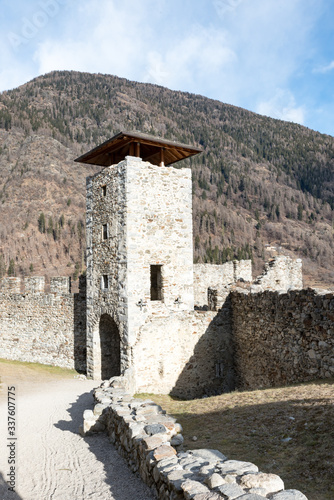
[55,389,155,500]
[161,385,334,500]
[0,471,23,500]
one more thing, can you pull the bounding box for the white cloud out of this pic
[143,27,236,90]
[257,89,305,125]
[0,39,35,91]
[33,0,154,80]
[33,1,237,98]
[0,0,328,132]
[0,67,35,93]
[313,61,334,74]
[214,0,244,17]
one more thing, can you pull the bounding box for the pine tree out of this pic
[297,204,303,221]
[38,212,46,233]
[8,258,15,276]
[0,254,6,278]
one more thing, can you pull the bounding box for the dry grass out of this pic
[1,360,332,499]
[0,358,78,396]
[139,380,334,500]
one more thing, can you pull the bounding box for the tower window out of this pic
[102,185,107,197]
[102,223,108,240]
[150,265,162,301]
[101,275,109,290]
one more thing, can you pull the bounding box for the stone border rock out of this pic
[81,380,308,500]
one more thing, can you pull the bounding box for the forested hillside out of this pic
[0,70,333,288]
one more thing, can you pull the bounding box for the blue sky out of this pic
[1,0,334,136]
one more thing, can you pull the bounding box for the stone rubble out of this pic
[81,380,308,500]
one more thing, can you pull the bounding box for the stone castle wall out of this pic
[132,304,234,398]
[251,255,303,292]
[193,256,302,310]
[0,276,86,372]
[0,250,321,400]
[231,288,334,390]
[0,277,234,399]
[193,260,252,307]
[0,255,315,399]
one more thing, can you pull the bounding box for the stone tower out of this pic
[75,132,202,380]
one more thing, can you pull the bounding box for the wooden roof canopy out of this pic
[74,131,203,167]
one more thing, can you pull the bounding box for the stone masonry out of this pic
[251,256,303,292]
[81,379,308,499]
[0,148,331,401]
[86,156,195,383]
[0,276,86,372]
[0,141,329,498]
[0,147,322,400]
[85,155,262,396]
[193,260,252,308]
[0,255,331,398]
[231,287,334,390]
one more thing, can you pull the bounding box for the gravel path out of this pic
[0,375,155,500]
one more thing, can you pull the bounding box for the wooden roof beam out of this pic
[74,131,203,167]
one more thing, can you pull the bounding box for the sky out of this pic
[1,0,334,136]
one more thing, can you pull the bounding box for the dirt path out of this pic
[0,364,155,500]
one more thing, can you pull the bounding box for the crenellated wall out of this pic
[0,277,21,293]
[193,256,302,310]
[1,254,332,399]
[0,276,86,372]
[24,276,45,293]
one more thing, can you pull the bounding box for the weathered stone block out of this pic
[153,444,177,461]
[269,490,308,500]
[216,482,245,498]
[239,473,284,495]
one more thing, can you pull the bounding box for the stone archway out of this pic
[99,314,121,380]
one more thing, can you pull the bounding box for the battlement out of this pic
[0,274,86,372]
[0,276,74,295]
[0,277,21,293]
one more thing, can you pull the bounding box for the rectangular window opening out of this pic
[102,223,108,240]
[102,185,107,197]
[150,265,163,301]
[102,275,109,290]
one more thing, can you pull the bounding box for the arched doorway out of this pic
[99,314,121,380]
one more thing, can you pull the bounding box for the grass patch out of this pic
[0,358,78,376]
[0,359,80,392]
[137,379,334,500]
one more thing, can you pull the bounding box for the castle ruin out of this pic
[0,132,333,398]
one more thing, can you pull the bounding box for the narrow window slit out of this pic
[150,265,162,301]
[102,275,109,290]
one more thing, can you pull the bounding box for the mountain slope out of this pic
[0,70,333,288]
